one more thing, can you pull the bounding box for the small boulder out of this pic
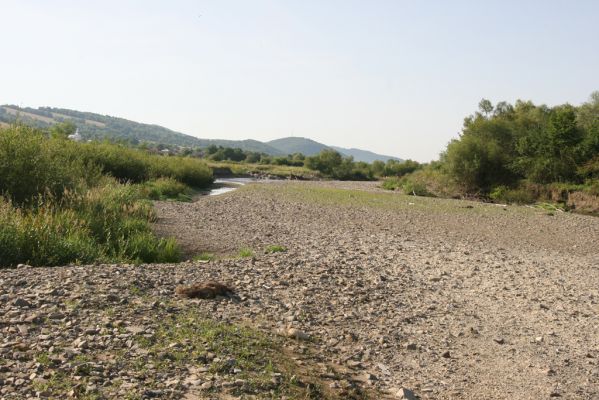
[396,387,417,399]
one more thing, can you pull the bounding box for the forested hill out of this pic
[0,105,403,161]
[0,106,284,154]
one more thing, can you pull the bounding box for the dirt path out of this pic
[153,181,599,399]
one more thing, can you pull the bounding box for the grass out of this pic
[245,183,542,219]
[138,177,194,201]
[238,247,255,258]
[133,309,341,399]
[0,124,190,268]
[32,372,101,400]
[193,252,216,262]
[265,244,288,254]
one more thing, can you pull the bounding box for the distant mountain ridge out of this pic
[0,105,402,162]
[330,146,402,163]
[266,137,329,156]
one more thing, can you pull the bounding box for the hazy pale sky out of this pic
[2,0,598,161]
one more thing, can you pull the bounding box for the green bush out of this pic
[305,150,374,180]
[79,142,150,183]
[381,177,401,191]
[400,179,430,196]
[489,185,536,204]
[151,156,213,187]
[141,178,192,201]
[0,182,181,267]
[80,142,213,187]
[0,197,100,266]
[0,125,186,267]
[0,125,100,205]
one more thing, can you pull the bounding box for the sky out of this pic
[1,0,598,162]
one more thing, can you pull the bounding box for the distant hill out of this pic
[0,106,283,154]
[330,146,402,163]
[266,137,330,156]
[0,105,402,162]
[266,137,402,162]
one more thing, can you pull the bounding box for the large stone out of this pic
[396,387,417,399]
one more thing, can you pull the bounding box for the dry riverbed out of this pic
[2,181,599,399]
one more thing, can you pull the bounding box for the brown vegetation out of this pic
[175,281,234,299]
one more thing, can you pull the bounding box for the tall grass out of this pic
[79,142,213,187]
[0,124,200,267]
[0,124,100,205]
[0,182,181,267]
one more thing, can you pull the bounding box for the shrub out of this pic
[141,178,192,201]
[0,181,181,268]
[381,177,401,191]
[0,125,100,205]
[81,142,213,188]
[400,179,431,196]
[79,142,151,183]
[0,197,100,266]
[489,185,536,204]
[151,156,213,187]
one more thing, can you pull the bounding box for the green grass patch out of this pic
[139,177,194,201]
[237,247,254,258]
[265,245,287,254]
[134,310,334,399]
[193,252,216,262]
[245,183,538,219]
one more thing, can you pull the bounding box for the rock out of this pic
[405,343,418,350]
[441,350,451,358]
[13,298,31,308]
[286,328,310,341]
[396,387,417,399]
[494,338,505,345]
[142,389,164,398]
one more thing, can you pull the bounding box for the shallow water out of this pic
[202,178,263,196]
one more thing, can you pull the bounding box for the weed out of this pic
[238,247,254,258]
[265,245,287,254]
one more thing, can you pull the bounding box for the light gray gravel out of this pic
[2,181,599,399]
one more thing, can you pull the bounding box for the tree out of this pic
[49,121,76,139]
[478,99,494,117]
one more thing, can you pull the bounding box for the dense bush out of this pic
[0,125,100,205]
[150,156,213,187]
[443,93,599,193]
[305,150,374,180]
[0,182,180,267]
[380,159,421,177]
[80,142,213,187]
[140,177,192,201]
[0,125,185,267]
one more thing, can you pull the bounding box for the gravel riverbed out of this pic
[2,181,599,399]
